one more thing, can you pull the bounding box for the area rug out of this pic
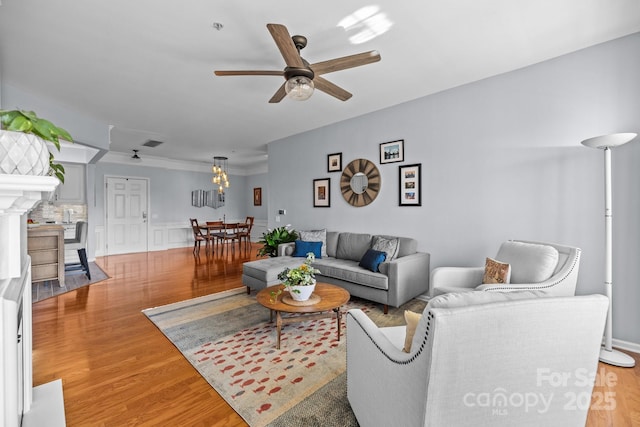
[142,288,427,426]
[32,261,110,303]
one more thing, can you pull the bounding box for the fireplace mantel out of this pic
[0,174,66,426]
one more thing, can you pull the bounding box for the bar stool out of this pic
[64,221,91,279]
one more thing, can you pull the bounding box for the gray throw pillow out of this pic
[299,229,327,257]
[371,235,400,261]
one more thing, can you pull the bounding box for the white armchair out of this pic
[429,240,580,297]
[346,291,607,427]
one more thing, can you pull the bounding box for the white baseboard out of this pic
[612,338,640,355]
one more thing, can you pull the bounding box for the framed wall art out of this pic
[191,189,204,207]
[380,139,404,164]
[253,187,262,206]
[313,178,331,207]
[328,152,342,172]
[398,163,422,206]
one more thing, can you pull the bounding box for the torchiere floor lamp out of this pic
[581,132,637,368]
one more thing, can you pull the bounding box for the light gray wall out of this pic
[92,162,247,227]
[268,33,640,344]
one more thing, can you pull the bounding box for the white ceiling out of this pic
[1,0,639,172]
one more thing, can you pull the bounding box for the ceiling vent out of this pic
[143,139,164,147]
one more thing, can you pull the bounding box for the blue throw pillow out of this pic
[292,240,323,258]
[359,249,387,272]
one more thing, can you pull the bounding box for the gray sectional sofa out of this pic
[242,231,430,313]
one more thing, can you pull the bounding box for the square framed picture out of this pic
[380,139,404,164]
[313,178,331,207]
[398,163,422,206]
[253,187,262,206]
[328,152,342,172]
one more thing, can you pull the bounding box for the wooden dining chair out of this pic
[236,216,254,252]
[219,222,240,254]
[190,218,213,255]
[206,220,224,252]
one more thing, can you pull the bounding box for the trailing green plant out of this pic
[257,225,299,257]
[0,109,73,182]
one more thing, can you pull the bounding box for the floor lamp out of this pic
[581,132,637,368]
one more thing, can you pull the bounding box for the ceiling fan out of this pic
[214,23,381,103]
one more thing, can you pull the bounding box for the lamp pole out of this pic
[581,133,636,368]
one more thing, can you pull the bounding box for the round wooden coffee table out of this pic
[256,282,350,349]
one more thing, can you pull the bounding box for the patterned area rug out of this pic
[32,261,110,303]
[142,288,427,426]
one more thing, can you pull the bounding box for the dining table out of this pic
[199,221,249,253]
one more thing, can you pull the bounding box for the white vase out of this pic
[288,282,316,301]
[0,130,50,176]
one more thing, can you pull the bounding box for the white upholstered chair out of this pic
[346,291,607,427]
[429,240,580,297]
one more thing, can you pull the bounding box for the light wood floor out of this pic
[32,245,640,426]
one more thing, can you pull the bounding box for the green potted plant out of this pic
[0,109,73,182]
[257,225,299,257]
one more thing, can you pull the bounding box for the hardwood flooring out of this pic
[32,245,640,426]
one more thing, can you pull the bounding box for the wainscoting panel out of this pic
[252,219,267,242]
[95,220,265,257]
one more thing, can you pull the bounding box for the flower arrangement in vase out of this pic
[277,252,321,301]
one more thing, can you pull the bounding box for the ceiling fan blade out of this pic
[214,70,283,76]
[269,83,287,103]
[314,76,352,101]
[267,23,304,68]
[311,51,381,75]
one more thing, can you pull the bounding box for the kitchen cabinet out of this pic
[53,162,85,204]
[27,225,65,287]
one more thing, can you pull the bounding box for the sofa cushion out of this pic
[495,241,559,283]
[336,233,372,262]
[243,257,307,283]
[314,258,388,290]
[371,236,399,261]
[299,229,327,257]
[359,249,387,272]
[292,240,322,258]
[482,257,511,284]
[326,231,340,258]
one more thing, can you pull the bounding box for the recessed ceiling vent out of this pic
[143,139,164,147]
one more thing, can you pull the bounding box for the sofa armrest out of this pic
[385,252,430,307]
[429,266,484,296]
[277,242,295,257]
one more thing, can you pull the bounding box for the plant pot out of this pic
[0,130,50,176]
[288,282,316,301]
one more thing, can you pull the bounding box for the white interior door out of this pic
[106,177,148,255]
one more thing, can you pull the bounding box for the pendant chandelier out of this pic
[212,156,230,194]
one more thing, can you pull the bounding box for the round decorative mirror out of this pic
[340,159,381,207]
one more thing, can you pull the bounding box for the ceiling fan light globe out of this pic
[285,76,314,101]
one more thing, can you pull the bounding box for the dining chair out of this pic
[190,218,213,255]
[236,216,254,252]
[219,222,240,254]
[206,220,224,252]
[64,221,91,279]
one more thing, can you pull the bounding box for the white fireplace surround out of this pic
[0,174,66,426]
